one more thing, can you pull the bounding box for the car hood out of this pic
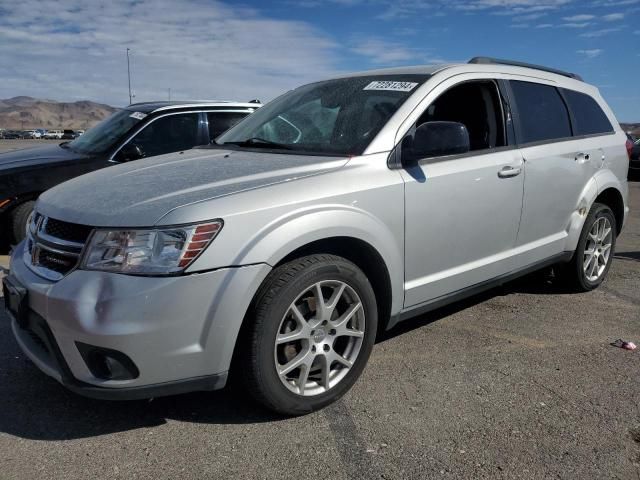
[0,143,87,170]
[38,148,349,227]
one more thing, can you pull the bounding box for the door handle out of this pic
[498,165,522,178]
[575,152,591,164]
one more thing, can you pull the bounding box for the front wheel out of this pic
[564,202,616,291]
[241,254,377,415]
[10,201,35,244]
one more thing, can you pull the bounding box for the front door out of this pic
[402,79,524,308]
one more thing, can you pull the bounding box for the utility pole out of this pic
[126,48,132,105]
[168,88,171,101]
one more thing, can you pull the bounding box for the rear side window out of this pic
[562,89,613,136]
[510,81,572,144]
[207,112,249,141]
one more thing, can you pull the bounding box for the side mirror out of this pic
[403,121,470,164]
[118,143,144,162]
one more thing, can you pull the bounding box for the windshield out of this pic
[217,74,430,156]
[68,109,144,154]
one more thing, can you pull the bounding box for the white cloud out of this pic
[561,22,592,27]
[602,12,625,20]
[580,26,625,36]
[563,14,595,21]
[350,38,417,64]
[536,23,555,27]
[0,0,341,107]
[577,48,604,58]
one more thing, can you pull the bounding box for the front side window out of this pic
[217,75,430,156]
[126,113,200,158]
[562,89,613,136]
[68,109,142,154]
[413,80,506,153]
[510,80,571,144]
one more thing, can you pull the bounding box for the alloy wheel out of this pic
[583,216,613,282]
[274,280,365,397]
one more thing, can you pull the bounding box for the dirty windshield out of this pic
[217,75,430,156]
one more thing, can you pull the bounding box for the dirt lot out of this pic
[0,139,639,479]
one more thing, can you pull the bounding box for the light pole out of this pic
[126,48,132,105]
[168,88,171,101]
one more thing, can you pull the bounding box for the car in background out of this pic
[0,100,260,244]
[1,130,22,139]
[61,129,77,140]
[22,130,42,139]
[627,134,640,176]
[75,129,85,136]
[44,130,63,139]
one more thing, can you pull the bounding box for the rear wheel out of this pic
[10,201,35,244]
[241,254,377,415]
[564,202,616,291]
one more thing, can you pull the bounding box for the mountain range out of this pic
[0,96,117,130]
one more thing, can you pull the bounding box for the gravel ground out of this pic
[0,138,639,479]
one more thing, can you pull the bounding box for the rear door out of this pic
[508,80,595,263]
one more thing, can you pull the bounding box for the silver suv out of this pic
[3,58,630,415]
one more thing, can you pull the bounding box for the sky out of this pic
[0,0,638,121]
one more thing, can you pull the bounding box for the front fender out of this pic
[191,204,405,316]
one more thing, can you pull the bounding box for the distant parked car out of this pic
[2,130,22,139]
[0,100,260,243]
[22,130,42,139]
[75,129,85,136]
[627,135,640,175]
[61,129,76,140]
[44,130,63,139]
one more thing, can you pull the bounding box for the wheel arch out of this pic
[277,236,394,336]
[594,187,624,235]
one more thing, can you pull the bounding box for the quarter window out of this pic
[510,81,571,144]
[562,89,613,136]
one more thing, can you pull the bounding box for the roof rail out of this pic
[468,57,583,81]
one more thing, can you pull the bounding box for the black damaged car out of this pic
[0,100,259,244]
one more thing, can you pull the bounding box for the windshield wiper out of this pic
[221,137,293,150]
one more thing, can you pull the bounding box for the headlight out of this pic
[81,221,223,274]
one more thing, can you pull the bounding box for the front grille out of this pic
[43,218,92,244]
[36,249,78,274]
[24,213,93,281]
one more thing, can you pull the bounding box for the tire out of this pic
[241,254,378,415]
[10,201,35,244]
[563,202,616,292]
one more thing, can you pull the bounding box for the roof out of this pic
[125,100,261,114]
[336,57,586,86]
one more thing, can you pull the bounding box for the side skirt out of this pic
[388,251,573,330]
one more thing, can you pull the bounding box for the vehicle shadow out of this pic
[379,266,569,343]
[0,364,286,441]
[615,251,640,263]
[0,266,578,441]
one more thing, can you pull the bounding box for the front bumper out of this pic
[6,241,271,399]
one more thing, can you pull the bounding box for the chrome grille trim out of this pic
[24,213,91,282]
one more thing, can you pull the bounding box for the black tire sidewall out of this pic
[251,256,378,415]
[573,203,616,290]
[11,201,35,244]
